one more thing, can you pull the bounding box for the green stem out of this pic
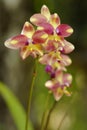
[44,100,57,130]
[41,93,51,130]
[25,59,37,130]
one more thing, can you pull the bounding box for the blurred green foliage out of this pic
[0,82,33,130]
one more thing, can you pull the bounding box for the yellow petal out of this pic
[41,5,51,20]
[50,13,60,28]
[21,21,35,38]
[66,28,73,33]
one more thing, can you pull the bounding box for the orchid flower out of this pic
[4,5,74,101]
[45,70,72,101]
[30,5,74,54]
[39,51,72,71]
[5,22,48,59]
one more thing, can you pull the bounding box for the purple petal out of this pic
[4,35,28,49]
[56,24,73,37]
[39,22,54,34]
[45,65,53,73]
[32,30,48,43]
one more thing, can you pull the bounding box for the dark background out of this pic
[0,0,87,130]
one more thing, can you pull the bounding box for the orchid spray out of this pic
[4,5,74,130]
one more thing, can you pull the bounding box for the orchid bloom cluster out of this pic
[5,5,74,101]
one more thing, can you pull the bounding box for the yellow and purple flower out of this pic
[5,21,48,59]
[4,5,74,101]
[39,51,72,71]
[30,5,74,54]
[45,70,72,101]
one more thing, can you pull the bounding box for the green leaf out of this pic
[0,82,34,130]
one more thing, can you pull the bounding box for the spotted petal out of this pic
[30,14,47,26]
[41,5,51,20]
[56,24,73,37]
[50,13,60,29]
[4,35,28,49]
[21,22,35,38]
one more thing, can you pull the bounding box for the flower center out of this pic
[56,28,62,35]
[25,38,34,45]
